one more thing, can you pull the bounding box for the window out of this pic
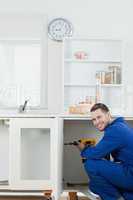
[0,14,47,109]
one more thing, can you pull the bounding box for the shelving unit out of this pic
[63,38,124,114]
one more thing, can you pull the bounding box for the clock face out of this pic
[48,18,73,41]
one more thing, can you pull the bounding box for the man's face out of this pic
[91,108,111,131]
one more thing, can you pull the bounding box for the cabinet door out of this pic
[9,118,56,190]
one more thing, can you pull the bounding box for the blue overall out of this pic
[81,117,133,200]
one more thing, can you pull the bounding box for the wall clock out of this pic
[48,18,73,41]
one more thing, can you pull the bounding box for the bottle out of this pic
[95,76,102,103]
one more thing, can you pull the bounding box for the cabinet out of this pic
[0,119,9,189]
[9,118,56,190]
[1,116,133,199]
[63,38,124,114]
[0,117,62,200]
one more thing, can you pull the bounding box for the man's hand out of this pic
[76,142,86,151]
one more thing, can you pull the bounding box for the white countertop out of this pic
[0,110,132,120]
[0,110,57,118]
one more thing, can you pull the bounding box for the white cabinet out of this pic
[63,38,124,114]
[9,117,57,190]
[0,119,10,189]
[1,116,133,199]
[0,117,63,200]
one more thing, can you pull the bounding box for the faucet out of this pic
[19,99,29,113]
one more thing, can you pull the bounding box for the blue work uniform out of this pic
[81,117,133,200]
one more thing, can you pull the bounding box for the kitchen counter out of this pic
[0,110,132,120]
[0,110,57,118]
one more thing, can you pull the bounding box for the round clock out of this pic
[48,18,73,41]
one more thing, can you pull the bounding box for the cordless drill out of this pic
[64,138,96,163]
[64,138,96,147]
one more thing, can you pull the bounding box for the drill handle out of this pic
[64,141,79,145]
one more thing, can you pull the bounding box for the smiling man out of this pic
[80,103,133,200]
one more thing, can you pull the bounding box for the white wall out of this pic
[0,0,131,38]
[0,0,133,112]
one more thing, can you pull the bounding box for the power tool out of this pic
[64,138,96,147]
[64,138,96,163]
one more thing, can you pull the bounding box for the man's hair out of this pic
[90,103,110,113]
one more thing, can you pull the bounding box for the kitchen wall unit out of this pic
[63,38,124,115]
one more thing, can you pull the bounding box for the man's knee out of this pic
[84,159,100,175]
[84,159,110,176]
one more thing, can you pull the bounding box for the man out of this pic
[79,103,133,200]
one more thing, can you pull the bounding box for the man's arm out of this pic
[81,126,124,160]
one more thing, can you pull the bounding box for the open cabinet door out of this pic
[53,117,64,200]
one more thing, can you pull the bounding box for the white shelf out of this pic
[64,84,95,87]
[64,38,122,42]
[64,84,123,87]
[64,59,121,64]
[101,84,123,87]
